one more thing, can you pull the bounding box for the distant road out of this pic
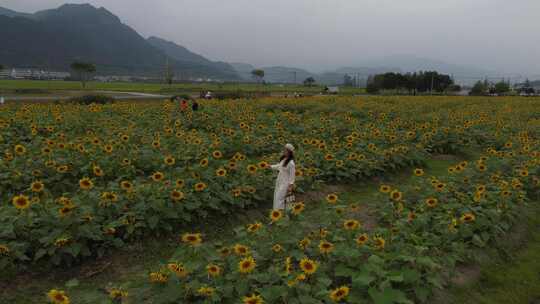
[3,91,168,101]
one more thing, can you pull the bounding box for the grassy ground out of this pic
[441,205,540,304]
[0,80,366,95]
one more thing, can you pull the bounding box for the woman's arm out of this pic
[270,163,280,171]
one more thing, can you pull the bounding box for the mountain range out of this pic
[0,4,239,80]
[0,3,499,84]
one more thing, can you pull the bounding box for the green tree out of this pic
[0,64,4,70]
[251,69,265,84]
[343,74,353,87]
[70,61,96,88]
[493,81,510,95]
[303,77,316,87]
[470,80,487,96]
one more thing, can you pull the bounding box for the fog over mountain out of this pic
[2,0,539,82]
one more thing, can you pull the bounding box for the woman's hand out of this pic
[287,184,294,192]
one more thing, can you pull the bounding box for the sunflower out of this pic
[319,228,329,238]
[56,165,69,173]
[197,286,215,297]
[58,206,73,217]
[270,209,283,222]
[298,238,311,250]
[30,181,45,193]
[247,164,258,174]
[167,263,189,278]
[79,177,94,190]
[299,257,318,275]
[120,181,134,192]
[390,190,403,201]
[476,185,486,193]
[151,171,165,182]
[93,166,104,177]
[149,271,169,283]
[108,288,128,300]
[212,150,223,159]
[329,286,350,303]
[238,256,256,274]
[14,144,26,155]
[258,161,270,169]
[291,202,305,215]
[435,182,446,192]
[519,169,529,177]
[319,240,334,254]
[103,144,114,153]
[476,163,487,172]
[181,233,202,246]
[170,190,185,201]
[194,182,207,192]
[47,289,70,304]
[216,168,227,177]
[219,247,231,256]
[356,233,369,246]
[243,294,264,304]
[199,158,209,167]
[12,194,30,210]
[379,185,391,193]
[324,154,334,161]
[247,222,262,233]
[54,238,70,247]
[164,155,175,166]
[121,158,131,166]
[425,197,438,208]
[343,219,360,230]
[206,264,222,277]
[234,244,250,256]
[272,244,283,253]
[413,168,424,176]
[0,244,9,256]
[326,193,338,204]
[460,213,476,223]
[373,236,386,250]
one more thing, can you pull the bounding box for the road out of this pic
[3,91,168,101]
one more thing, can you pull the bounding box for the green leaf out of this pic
[353,272,375,287]
[65,278,80,288]
[369,287,413,304]
[472,234,485,247]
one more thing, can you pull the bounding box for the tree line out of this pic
[366,71,461,94]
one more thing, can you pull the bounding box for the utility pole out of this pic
[430,73,434,95]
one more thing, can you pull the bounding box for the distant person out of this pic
[192,100,199,111]
[205,91,212,100]
[180,99,188,112]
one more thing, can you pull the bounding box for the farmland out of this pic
[0,96,539,303]
[0,79,366,97]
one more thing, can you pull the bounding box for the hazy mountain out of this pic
[147,36,238,80]
[230,63,256,80]
[0,4,238,79]
[0,6,32,18]
[260,66,315,84]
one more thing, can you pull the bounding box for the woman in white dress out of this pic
[270,143,296,210]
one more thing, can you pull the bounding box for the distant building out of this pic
[324,86,339,94]
[0,68,70,80]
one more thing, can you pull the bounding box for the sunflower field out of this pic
[1,96,539,303]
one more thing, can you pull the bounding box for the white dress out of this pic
[271,159,295,210]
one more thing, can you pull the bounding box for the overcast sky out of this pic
[2,0,539,76]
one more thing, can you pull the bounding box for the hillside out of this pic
[147,37,238,80]
[0,4,238,79]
